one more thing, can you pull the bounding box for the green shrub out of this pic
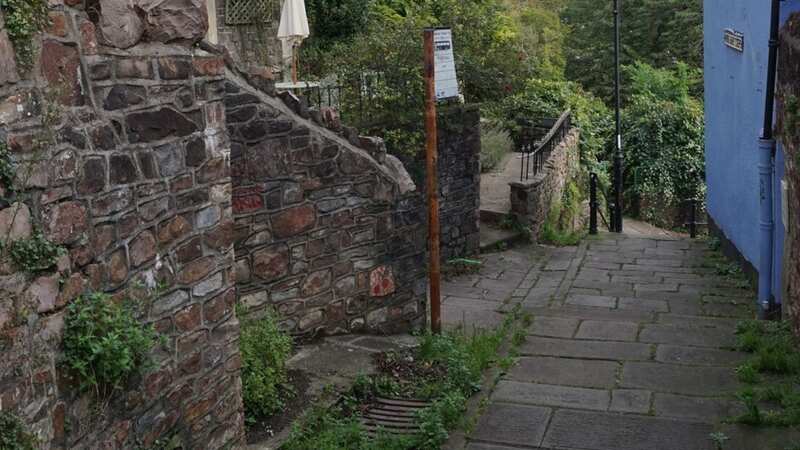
[480,124,512,173]
[63,293,158,394]
[0,0,50,70]
[239,308,293,419]
[0,412,37,450]
[3,232,65,273]
[489,78,612,170]
[621,62,705,227]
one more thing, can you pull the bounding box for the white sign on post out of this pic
[433,28,460,100]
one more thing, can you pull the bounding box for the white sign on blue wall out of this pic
[724,28,744,52]
[433,29,460,100]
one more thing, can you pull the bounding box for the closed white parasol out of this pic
[277,0,310,83]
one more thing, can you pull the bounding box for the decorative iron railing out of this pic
[519,110,572,182]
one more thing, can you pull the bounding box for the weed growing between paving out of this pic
[732,320,800,426]
[281,312,523,450]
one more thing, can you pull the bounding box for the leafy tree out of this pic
[490,78,612,167]
[301,0,535,159]
[562,0,703,102]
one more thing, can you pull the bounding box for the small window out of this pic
[225,0,274,25]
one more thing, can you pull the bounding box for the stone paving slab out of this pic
[655,345,748,366]
[507,356,618,388]
[529,316,579,338]
[458,233,766,450]
[443,298,506,330]
[565,294,617,308]
[519,336,653,361]
[466,444,557,450]
[653,393,741,423]
[609,389,652,414]
[639,324,738,348]
[575,320,640,341]
[656,314,740,328]
[618,296,670,312]
[620,362,739,396]
[493,381,610,411]
[526,305,655,323]
[541,410,714,450]
[469,403,551,448]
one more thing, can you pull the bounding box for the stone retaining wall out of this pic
[227,74,427,337]
[0,0,482,445]
[778,12,800,336]
[436,105,481,262]
[509,130,580,239]
[0,1,243,448]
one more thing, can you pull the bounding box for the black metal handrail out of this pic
[519,110,572,182]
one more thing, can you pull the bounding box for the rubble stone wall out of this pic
[213,0,283,71]
[778,13,800,337]
[436,105,481,262]
[0,1,243,448]
[0,1,434,447]
[509,130,580,240]
[226,73,427,336]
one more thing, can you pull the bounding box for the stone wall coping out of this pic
[509,176,547,189]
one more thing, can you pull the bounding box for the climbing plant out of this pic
[0,0,50,71]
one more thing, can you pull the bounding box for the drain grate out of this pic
[359,397,431,437]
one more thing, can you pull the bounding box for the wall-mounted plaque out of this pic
[724,28,744,52]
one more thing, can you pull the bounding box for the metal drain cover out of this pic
[360,397,431,437]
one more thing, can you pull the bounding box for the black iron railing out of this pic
[288,73,397,126]
[519,110,572,182]
[589,172,613,234]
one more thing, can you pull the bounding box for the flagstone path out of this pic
[443,232,799,450]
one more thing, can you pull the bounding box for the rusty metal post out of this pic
[423,29,442,334]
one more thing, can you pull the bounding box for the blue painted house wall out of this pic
[704,0,800,305]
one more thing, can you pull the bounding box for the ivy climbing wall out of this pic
[778,13,800,337]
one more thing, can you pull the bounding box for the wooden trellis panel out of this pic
[225,0,274,25]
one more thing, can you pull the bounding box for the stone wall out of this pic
[778,12,800,337]
[0,2,241,449]
[509,130,580,239]
[436,105,481,262]
[0,1,431,447]
[213,0,282,72]
[227,73,427,337]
